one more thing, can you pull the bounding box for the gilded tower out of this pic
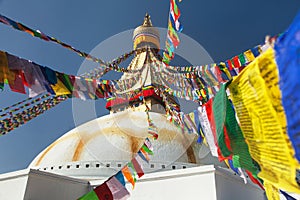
[107,14,179,115]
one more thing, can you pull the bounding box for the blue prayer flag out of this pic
[275,11,300,162]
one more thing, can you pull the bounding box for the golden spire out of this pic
[133,13,160,49]
[142,13,152,27]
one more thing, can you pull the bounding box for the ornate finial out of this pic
[143,13,152,27]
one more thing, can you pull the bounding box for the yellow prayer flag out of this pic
[264,182,280,200]
[0,51,15,84]
[207,87,213,96]
[200,129,208,146]
[243,49,255,63]
[218,62,232,80]
[228,48,300,198]
[51,79,71,95]
[224,159,230,169]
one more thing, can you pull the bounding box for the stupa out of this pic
[0,14,265,200]
[29,13,218,180]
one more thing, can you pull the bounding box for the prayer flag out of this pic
[243,49,255,63]
[170,0,181,21]
[197,104,219,157]
[213,83,259,176]
[41,66,57,85]
[93,182,113,200]
[78,190,99,200]
[8,70,26,94]
[122,166,135,188]
[7,53,26,70]
[51,78,71,95]
[106,177,130,200]
[232,56,241,68]
[238,54,246,66]
[245,170,264,191]
[280,190,297,200]
[275,11,300,162]
[131,157,144,178]
[0,51,14,84]
[115,171,126,186]
[228,48,300,197]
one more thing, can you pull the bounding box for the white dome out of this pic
[29,111,220,179]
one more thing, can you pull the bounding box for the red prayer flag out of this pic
[94,182,113,200]
[226,60,233,70]
[205,99,226,161]
[245,170,264,191]
[232,56,241,68]
[170,0,181,22]
[8,70,26,94]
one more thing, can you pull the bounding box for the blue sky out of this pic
[0,0,300,174]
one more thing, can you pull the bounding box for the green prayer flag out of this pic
[212,84,232,157]
[142,144,153,155]
[238,54,246,66]
[62,73,74,92]
[213,83,259,177]
[78,190,99,200]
